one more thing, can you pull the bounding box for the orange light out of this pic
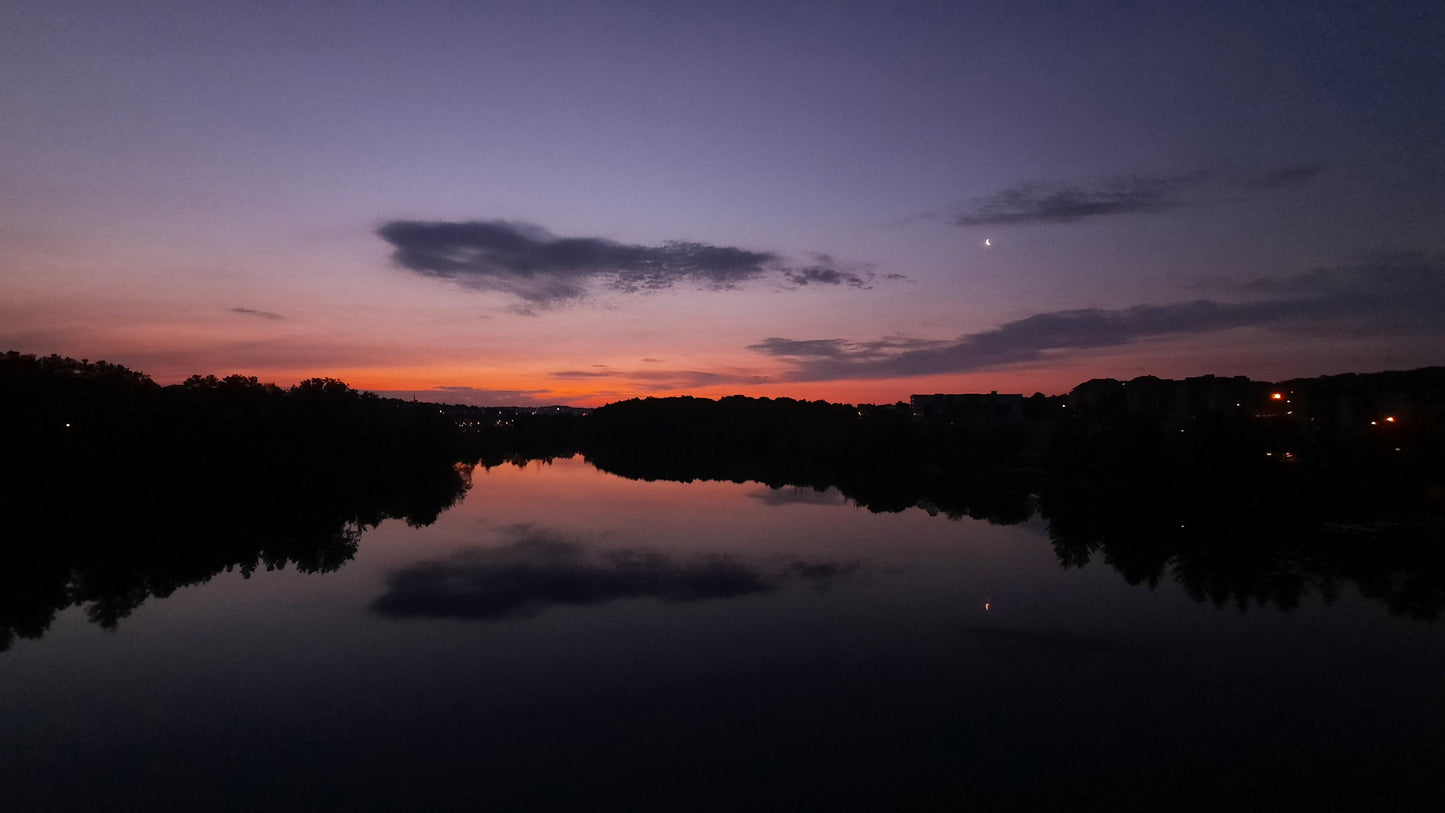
[1270,392,1284,400]
[1385,416,1396,423]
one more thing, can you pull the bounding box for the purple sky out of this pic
[3,1,1442,405]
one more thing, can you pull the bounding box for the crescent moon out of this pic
[984,238,992,246]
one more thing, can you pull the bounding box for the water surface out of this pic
[3,457,1441,811]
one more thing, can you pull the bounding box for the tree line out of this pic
[2,351,1441,649]
[0,352,474,650]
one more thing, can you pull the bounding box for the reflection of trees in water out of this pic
[584,397,1445,620]
[1040,420,1445,619]
[0,456,473,651]
[3,353,1441,649]
[1043,483,1444,619]
[582,395,1041,524]
[0,354,474,651]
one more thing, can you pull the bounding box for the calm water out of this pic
[3,456,1442,811]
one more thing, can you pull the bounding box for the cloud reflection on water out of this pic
[370,524,862,621]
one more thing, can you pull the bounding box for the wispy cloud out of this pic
[377,219,879,307]
[549,369,615,379]
[551,367,771,390]
[230,307,283,320]
[369,524,861,621]
[753,253,1445,382]
[953,164,1325,227]
[954,174,1201,226]
[367,385,560,407]
[749,336,950,361]
[1253,162,1329,189]
[783,266,872,288]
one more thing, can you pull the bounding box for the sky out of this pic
[3,0,1443,406]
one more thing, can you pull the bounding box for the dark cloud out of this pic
[377,219,881,306]
[954,164,1331,227]
[749,338,855,358]
[549,369,615,379]
[757,253,1445,382]
[369,525,860,620]
[954,174,1200,226]
[1254,162,1329,189]
[1244,252,1437,296]
[230,307,283,320]
[748,336,951,361]
[782,266,871,288]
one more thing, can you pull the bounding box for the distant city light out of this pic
[1270,392,1284,400]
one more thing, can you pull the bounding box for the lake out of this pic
[2,455,1441,811]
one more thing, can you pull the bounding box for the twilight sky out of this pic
[3,1,1443,406]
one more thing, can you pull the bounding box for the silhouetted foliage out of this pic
[581,396,1040,522]
[440,403,589,466]
[1040,406,1445,619]
[0,352,473,650]
[577,377,1445,619]
[3,351,1442,649]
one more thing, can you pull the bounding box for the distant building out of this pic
[1068,375,1260,421]
[910,392,1024,423]
[1180,374,1257,417]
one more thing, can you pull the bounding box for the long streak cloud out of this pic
[752,254,1445,382]
[378,219,873,306]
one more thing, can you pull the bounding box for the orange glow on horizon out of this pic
[199,362,1093,407]
[55,344,1299,408]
